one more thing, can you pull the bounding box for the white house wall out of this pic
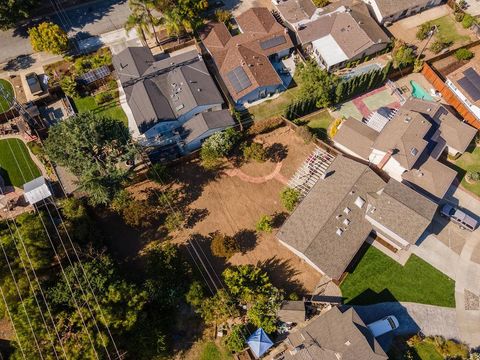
[382,158,405,182]
[278,239,325,275]
[333,141,370,162]
[366,215,412,248]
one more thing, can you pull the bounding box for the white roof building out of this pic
[23,177,52,205]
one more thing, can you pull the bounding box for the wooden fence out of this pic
[421,63,480,128]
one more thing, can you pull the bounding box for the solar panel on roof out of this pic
[463,67,480,83]
[77,65,111,85]
[226,66,252,93]
[458,77,480,102]
[260,35,286,50]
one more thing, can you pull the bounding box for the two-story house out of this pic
[361,0,444,24]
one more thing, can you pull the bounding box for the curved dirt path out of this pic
[224,162,288,185]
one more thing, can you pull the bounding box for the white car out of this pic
[367,315,399,337]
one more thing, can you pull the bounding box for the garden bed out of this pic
[340,246,455,307]
[450,145,480,197]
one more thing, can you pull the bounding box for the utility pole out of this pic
[417,25,438,61]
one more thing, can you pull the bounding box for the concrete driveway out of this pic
[351,302,459,350]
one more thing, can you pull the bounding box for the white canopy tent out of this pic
[23,177,52,205]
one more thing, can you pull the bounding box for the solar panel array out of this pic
[226,66,252,93]
[77,65,111,85]
[260,35,286,50]
[458,67,480,102]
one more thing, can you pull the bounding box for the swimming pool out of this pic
[410,80,434,101]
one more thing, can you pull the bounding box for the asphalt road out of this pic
[0,0,130,64]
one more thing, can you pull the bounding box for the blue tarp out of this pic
[247,328,273,358]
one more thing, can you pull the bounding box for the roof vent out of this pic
[427,107,432,112]
[175,104,185,111]
[197,88,202,92]
[355,196,366,209]
[336,228,344,236]
[410,147,418,156]
[404,116,412,123]
[349,190,355,195]
[343,218,351,226]
[336,214,342,220]
[345,340,351,346]
[344,207,351,214]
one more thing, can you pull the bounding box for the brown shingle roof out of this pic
[369,0,435,19]
[275,0,318,26]
[448,59,480,107]
[285,307,388,360]
[334,117,378,160]
[201,8,293,101]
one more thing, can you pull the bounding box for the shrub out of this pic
[256,215,273,233]
[223,324,247,353]
[312,0,329,7]
[210,232,239,259]
[59,75,78,98]
[248,117,284,135]
[455,48,474,61]
[111,189,133,213]
[200,128,241,168]
[29,22,69,54]
[413,59,424,73]
[462,14,476,28]
[280,188,300,212]
[94,91,113,105]
[295,125,314,144]
[430,39,450,54]
[164,211,184,232]
[243,142,266,162]
[147,163,169,184]
[122,200,157,228]
[328,118,342,138]
[466,171,480,183]
[455,11,465,22]
[423,336,469,358]
[215,9,232,24]
[416,21,433,40]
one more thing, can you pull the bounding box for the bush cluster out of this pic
[455,48,474,61]
[242,142,266,162]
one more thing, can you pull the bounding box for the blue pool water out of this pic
[410,80,434,101]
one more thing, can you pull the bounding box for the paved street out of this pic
[0,0,130,63]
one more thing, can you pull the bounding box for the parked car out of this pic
[367,315,399,337]
[25,72,43,96]
[440,204,477,231]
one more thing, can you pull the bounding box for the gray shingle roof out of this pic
[367,179,437,244]
[181,110,235,144]
[334,117,378,160]
[277,156,385,280]
[113,48,224,134]
[369,0,435,19]
[285,307,388,360]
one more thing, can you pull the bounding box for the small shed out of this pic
[247,328,273,358]
[23,177,52,205]
[277,301,306,323]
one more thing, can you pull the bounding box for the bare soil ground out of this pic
[432,44,480,78]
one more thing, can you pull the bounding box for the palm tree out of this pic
[124,11,150,45]
[161,9,186,42]
[127,0,161,46]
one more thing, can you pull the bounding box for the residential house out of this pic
[284,306,388,359]
[272,0,322,31]
[296,3,390,70]
[201,7,294,106]
[446,59,480,122]
[277,155,436,282]
[333,98,477,199]
[113,47,234,159]
[361,0,444,24]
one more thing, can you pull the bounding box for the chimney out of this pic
[377,149,394,170]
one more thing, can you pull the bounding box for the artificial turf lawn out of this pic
[0,79,14,113]
[73,95,127,126]
[0,139,41,187]
[340,246,455,307]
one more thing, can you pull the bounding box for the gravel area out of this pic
[465,290,480,310]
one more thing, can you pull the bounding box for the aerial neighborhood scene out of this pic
[2,0,480,359]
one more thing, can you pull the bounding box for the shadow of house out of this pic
[257,256,306,296]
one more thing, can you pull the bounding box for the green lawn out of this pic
[248,86,301,122]
[199,342,232,360]
[0,139,41,187]
[413,343,444,360]
[73,95,127,125]
[0,79,14,113]
[340,246,455,307]
[452,145,480,196]
[300,110,334,140]
[430,15,471,45]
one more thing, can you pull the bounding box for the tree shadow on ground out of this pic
[266,143,288,163]
[170,159,225,208]
[2,55,36,71]
[271,211,289,228]
[257,256,306,296]
[233,229,257,254]
[185,208,209,229]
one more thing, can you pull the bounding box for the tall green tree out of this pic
[297,60,338,108]
[45,112,136,205]
[0,0,39,30]
[128,0,161,45]
[223,265,273,304]
[157,0,208,34]
[125,10,152,44]
[28,22,69,55]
